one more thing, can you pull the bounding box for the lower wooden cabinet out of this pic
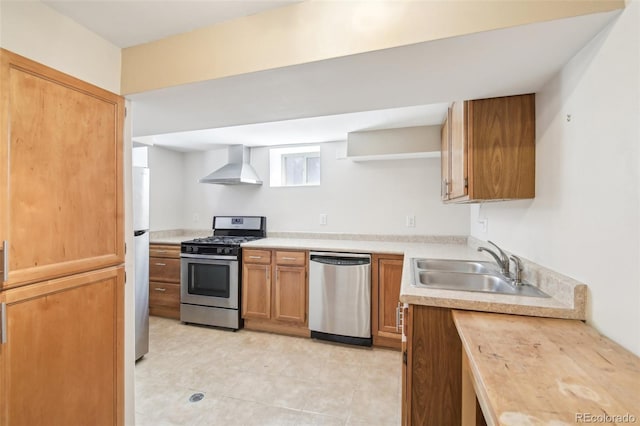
[372,254,404,349]
[149,243,180,319]
[242,249,308,336]
[402,304,462,425]
[0,267,124,425]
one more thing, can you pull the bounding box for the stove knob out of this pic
[193,247,198,253]
[187,246,192,253]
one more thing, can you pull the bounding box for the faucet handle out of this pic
[509,255,523,285]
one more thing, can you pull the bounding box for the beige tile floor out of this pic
[135,317,402,426]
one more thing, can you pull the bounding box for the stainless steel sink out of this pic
[413,258,497,274]
[411,259,550,298]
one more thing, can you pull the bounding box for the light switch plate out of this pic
[319,213,327,226]
[406,215,416,228]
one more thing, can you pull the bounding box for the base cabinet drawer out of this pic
[149,244,180,258]
[149,257,180,283]
[149,282,180,319]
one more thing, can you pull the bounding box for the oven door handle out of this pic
[181,254,238,261]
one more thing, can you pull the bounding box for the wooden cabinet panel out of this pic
[149,257,180,283]
[449,101,468,200]
[441,109,451,201]
[149,244,180,258]
[0,266,124,425]
[242,263,271,320]
[273,265,306,324]
[441,94,535,203]
[243,249,271,265]
[378,258,404,335]
[403,305,462,426]
[372,254,403,349]
[0,49,124,289]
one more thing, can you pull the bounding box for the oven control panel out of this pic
[181,244,240,257]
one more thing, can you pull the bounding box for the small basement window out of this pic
[269,145,321,187]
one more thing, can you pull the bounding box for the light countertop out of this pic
[453,310,640,425]
[243,237,585,320]
[149,230,211,245]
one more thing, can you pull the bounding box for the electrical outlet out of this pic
[193,213,199,223]
[406,215,416,228]
[319,213,328,226]
[478,218,488,233]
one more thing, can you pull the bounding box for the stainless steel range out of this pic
[180,216,266,329]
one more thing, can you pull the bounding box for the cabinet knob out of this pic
[249,256,262,259]
[154,287,166,292]
[155,262,167,266]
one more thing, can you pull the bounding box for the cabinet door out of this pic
[467,94,535,200]
[0,267,124,425]
[441,108,451,201]
[378,258,404,336]
[449,100,468,200]
[273,265,306,324]
[0,49,124,289]
[242,263,271,319]
[406,305,462,426]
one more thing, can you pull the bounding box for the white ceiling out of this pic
[128,10,619,151]
[41,1,621,152]
[133,103,450,151]
[43,0,302,48]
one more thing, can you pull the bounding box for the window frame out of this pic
[269,145,321,188]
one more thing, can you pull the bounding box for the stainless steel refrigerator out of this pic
[133,167,150,360]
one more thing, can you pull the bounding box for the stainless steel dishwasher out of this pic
[308,251,372,346]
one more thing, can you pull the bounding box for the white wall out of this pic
[470,2,640,355]
[148,146,186,231]
[0,1,121,94]
[182,142,470,235]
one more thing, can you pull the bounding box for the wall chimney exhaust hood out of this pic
[199,145,263,185]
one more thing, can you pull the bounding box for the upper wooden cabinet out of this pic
[0,49,125,288]
[0,49,125,425]
[441,94,535,203]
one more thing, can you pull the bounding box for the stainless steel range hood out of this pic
[199,145,263,185]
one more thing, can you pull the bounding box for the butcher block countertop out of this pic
[453,310,640,426]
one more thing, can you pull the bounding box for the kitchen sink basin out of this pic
[413,258,497,274]
[411,259,550,298]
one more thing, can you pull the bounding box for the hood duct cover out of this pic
[199,145,263,185]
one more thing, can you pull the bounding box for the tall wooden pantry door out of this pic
[0,49,125,425]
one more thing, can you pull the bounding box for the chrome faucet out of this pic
[477,240,510,276]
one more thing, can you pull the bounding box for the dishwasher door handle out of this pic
[310,255,370,266]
